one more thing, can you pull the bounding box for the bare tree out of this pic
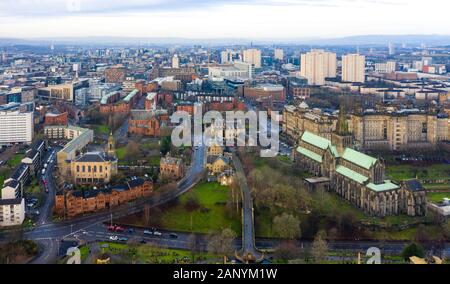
[273,213,301,240]
[312,231,328,264]
[206,228,236,257]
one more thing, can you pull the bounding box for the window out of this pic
[94,166,97,173]
[88,166,91,172]
[82,166,85,172]
[77,165,80,172]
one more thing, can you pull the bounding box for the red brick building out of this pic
[54,178,153,218]
[105,66,126,84]
[128,110,169,137]
[44,112,68,126]
[244,84,286,103]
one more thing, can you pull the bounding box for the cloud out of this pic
[0,0,405,17]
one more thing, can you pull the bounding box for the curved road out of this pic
[26,145,206,263]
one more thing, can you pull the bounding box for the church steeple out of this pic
[107,132,116,158]
[336,104,349,136]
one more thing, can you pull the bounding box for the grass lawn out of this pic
[427,192,450,203]
[98,242,218,264]
[120,182,241,235]
[79,245,90,262]
[386,164,450,182]
[423,183,450,191]
[93,125,110,136]
[8,153,25,168]
[157,182,240,234]
[116,147,127,161]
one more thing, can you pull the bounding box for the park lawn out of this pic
[99,242,218,264]
[8,153,25,168]
[386,164,450,182]
[93,124,110,136]
[116,147,127,161]
[423,183,450,191]
[158,182,241,234]
[79,245,90,262]
[427,192,450,203]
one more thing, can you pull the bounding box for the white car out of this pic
[153,231,162,236]
[109,235,118,241]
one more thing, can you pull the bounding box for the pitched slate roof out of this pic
[342,148,377,170]
[403,179,424,192]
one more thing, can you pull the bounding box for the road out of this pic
[25,145,206,263]
[232,151,262,261]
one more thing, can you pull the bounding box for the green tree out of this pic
[401,243,425,262]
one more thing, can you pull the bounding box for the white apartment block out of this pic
[0,199,25,227]
[274,49,284,60]
[374,61,397,73]
[342,54,366,83]
[243,49,262,68]
[0,109,34,146]
[300,49,337,85]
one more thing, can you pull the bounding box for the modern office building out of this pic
[342,54,366,83]
[300,49,337,85]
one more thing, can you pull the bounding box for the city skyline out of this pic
[0,0,449,39]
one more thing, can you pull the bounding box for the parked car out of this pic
[115,226,125,232]
[153,231,162,236]
[127,228,135,234]
[118,237,128,242]
[109,235,118,241]
[169,233,179,239]
[140,239,147,244]
[143,230,153,235]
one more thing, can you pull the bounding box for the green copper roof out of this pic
[301,131,331,150]
[297,146,323,163]
[336,165,369,184]
[330,145,340,158]
[342,148,377,170]
[123,89,139,103]
[366,180,399,192]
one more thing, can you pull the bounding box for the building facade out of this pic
[300,49,337,85]
[296,131,427,217]
[55,178,153,218]
[342,54,366,83]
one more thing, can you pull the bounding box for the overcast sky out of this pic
[0,0,449,39]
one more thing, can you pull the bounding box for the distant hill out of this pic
[0,35,450,47]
